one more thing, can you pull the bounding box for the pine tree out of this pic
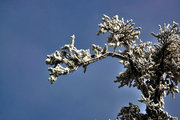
[46,15,180,120]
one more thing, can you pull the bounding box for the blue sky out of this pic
[0,0,180,119]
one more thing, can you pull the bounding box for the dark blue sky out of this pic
[0,0,180,120]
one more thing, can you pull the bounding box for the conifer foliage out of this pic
[46,15,180,120]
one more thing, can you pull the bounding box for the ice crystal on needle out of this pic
[46,15,180,119]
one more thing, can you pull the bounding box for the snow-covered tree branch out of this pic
[46,15,180,120]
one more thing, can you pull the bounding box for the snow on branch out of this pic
[97,14,141,52]
[46,34,126,84]
[46,15,180,119]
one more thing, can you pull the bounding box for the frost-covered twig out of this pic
[46,34,127,84]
